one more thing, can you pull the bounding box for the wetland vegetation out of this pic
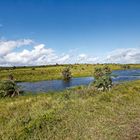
[0,64,140,140]
[0,64,140,82]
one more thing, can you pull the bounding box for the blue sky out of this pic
[0,0,140,65]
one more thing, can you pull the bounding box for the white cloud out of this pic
[77,54,99,63]
[0,41,71,66]
[57,54,70,63]
[0,39,33,56]
[4,44,55,65]
[104,48,140,64]
[0,39,140,66]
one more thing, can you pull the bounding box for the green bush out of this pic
[0,80,19,98]
[8,74,14,80]
[31,67,35,70]
[62,67,71,81]
[93,66,112,91]
[121,64,130,69]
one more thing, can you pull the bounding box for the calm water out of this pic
[18,69,140,93]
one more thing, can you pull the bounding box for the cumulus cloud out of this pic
[0,39,33,56]
[105,48,140,64]
[57,54,70,63]
[0,39,140,66]
[3,43,56,65]
[77,54,99,63]
[0,39,74,66]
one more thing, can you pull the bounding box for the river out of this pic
[18,69,140,93]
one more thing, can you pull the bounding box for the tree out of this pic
[62,67,71,81]
[0,74,20,98]
[0,80,19,97]
[121,64,130,69]
[93,66,112,91]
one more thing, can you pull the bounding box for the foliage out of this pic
[93,66,112,91]
[8,74,14,80]
[31,67,35,70]
[121,64,130,69]
[12,66,16,70]
[62,67,72,80]
[0,80,19,98]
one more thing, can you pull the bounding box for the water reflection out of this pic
[62,80,72,88]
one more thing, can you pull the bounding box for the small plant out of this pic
[93,66,112,91]
[0,80,19,97]
[62,67,71,81]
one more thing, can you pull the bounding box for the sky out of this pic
[0,0,140,66]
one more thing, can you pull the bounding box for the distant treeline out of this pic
[0,64,70,70]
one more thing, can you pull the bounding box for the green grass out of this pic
[1,80,140,140]
[0,64,140,82]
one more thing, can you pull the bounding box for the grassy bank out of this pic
[0,64,140,82]
[0,80,140,140]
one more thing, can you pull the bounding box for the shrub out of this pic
[12,66,16,70]
[31,67,35,70]
[62,67,71,81]
[82,68,85,70]
[0,80,19,97]
[121,64,130,69]
[93,66,112,91]
[8,74,14,80]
